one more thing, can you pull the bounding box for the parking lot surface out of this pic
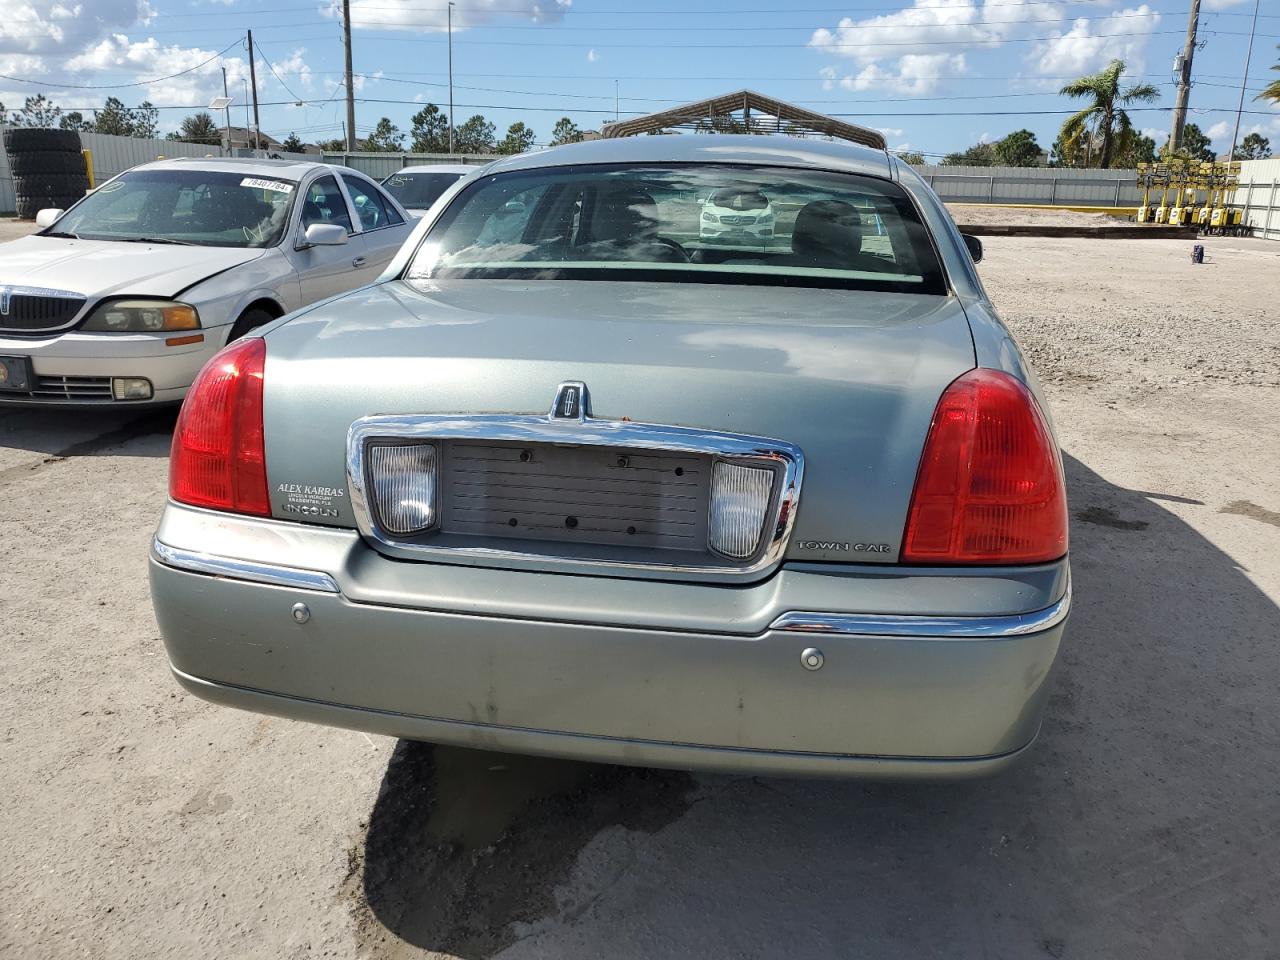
[2,233,1278,959]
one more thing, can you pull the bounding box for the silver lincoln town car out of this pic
[149,134,1071,779]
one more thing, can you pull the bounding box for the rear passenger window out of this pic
[343,176,393,231]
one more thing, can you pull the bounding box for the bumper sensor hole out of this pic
[508,517,519,527]
[519,449,532,462]
[565,516,579,529]
[627,525,637,535]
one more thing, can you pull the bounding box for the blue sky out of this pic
[1,0,1277,157]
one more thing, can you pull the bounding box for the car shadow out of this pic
[351,453,1280,960]
[0,406,176,461]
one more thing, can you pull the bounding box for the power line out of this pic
[0,40,242,89]
[97,0,1280,17]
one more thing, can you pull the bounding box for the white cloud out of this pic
[0,0,153,57]
[1203,0,1250,8]
[269,48,314,92]
[1030,5,1161,77]
[839,53,968,95]
[325,0,571,32]
[809,0,1051,95]
[810,0,1040,61]
[875,126,905,138]
[586,48,599,62]
[1207,120,1231,140]
[818,66,836,91]
[66,34,248,106]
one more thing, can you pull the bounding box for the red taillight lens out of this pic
[902,368,1067,564]
[169,337,270,516]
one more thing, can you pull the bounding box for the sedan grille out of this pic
[0,286,86,333]
[29,375,114,401]
[718,215,757,225]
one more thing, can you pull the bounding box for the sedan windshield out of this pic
[406,163,946,294]
[382,171,466,210]
[50,169,295,248]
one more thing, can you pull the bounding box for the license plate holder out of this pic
[0,355,32,392]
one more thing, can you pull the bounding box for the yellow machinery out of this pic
[1168,159,1194,227]
[1135,159,1246,233]
[1136,162,1163,223]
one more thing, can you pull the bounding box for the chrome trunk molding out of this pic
[770,581,1071,638]
[151,539,340,593]
[346,412,804,582]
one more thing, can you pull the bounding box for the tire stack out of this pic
[3,128,91,220]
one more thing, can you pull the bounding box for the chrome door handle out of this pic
[352,256,367,267]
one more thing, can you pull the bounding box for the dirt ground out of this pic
[1,231,1278,960]
[948,203,1127,227]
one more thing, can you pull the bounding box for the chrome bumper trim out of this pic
[345,411,803,583]
[770,581,1071,638]
[151,539,340,594]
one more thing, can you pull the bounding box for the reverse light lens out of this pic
[902,368,1068,564]
[369,443,438,535]
[709,461,774,559]
[169,337,269,516]
[84,299,199,332]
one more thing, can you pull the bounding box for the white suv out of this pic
[699,187,775,247]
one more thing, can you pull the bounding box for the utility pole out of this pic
[448,1,455,154]
[342,0,357,151]
[1170,0,1201,154]
[221,67,232,153]
[247,30,262,153]
[1228,0,1261,162]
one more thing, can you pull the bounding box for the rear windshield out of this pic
[405,163,946,294]
[382,171,466,209]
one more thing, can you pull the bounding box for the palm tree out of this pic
[1257,45,1280,105]
[1058,60,1160,168]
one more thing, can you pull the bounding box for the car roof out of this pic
[480,134,894,179]
[129,156,364,180]
[390,164,481,175]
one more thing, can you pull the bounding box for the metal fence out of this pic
[915,164,1144,207]
[1235,158,1280,241]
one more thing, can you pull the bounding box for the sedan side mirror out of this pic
[298,222,348,249]
[35,209,64,228]
[961,233,983,264]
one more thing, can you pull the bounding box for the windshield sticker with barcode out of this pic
[241,177,294,193]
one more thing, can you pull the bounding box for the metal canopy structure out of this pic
[600,90,886,150]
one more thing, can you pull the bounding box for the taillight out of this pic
[169,337,269,516]
[902,368,1067,564]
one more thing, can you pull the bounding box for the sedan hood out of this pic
[0,235,264,298]
[262,279,977,564]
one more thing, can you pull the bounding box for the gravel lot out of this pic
[2,230,1278,960]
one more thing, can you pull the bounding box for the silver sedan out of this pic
[0,157,413,405]
[150,134,1070,779]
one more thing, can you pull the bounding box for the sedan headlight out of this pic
[701,212,719,223]
[82,299,200,332]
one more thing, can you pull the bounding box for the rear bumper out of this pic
[149,506,1069,779]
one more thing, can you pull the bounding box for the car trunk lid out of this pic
[261,278,975,567]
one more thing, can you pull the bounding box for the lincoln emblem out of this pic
[550,381,588,422]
